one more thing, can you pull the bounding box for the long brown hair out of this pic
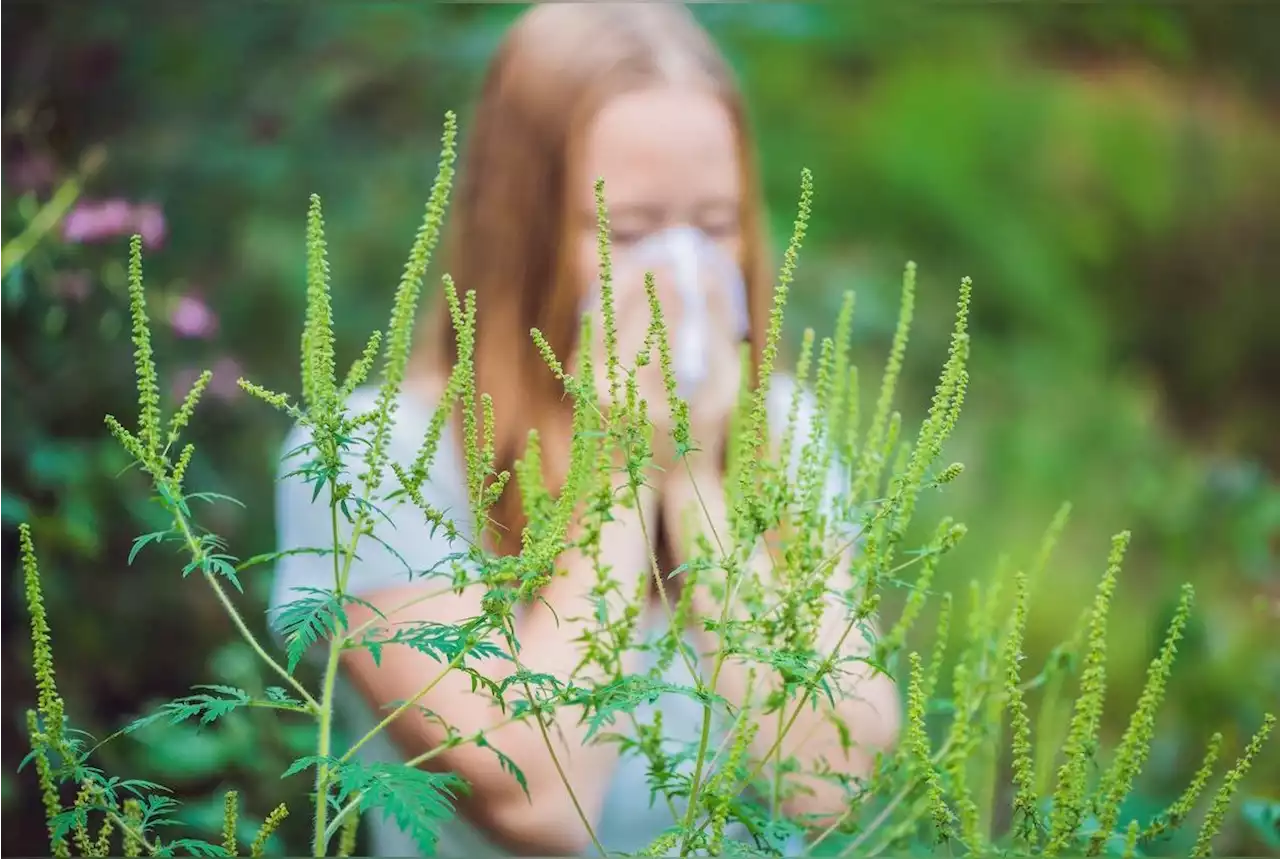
[411,4,773,555]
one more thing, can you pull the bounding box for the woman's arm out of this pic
[662,462,901,827]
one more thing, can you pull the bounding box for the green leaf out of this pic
[264,686,303,708]
[367,618,505,665]
[1242,798,1280,850]
[129,530,172,565]
[281,755,331,780]
[336,760,465,855]
[578,676,721,741]
[124,686,252,734]
[155,838,231,857]
[273,587,353,673]
[475,735,528,800]
[233,546,333,573]
[185,492,247,509]
[202,553,243,592]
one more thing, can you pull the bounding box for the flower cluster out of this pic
[16,111,1274,858]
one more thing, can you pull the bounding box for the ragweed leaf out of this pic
[366,619,505,666]
[334,760,465,855]
[129,530,172,565]
[475,735,529,800]
[579,677,721,741]
[124,686,252,734]
[154,838,231,857]
[271,587,377,672]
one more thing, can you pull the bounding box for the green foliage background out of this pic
[3,3,1277,855]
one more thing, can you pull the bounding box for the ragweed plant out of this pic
[17,111,1273,857]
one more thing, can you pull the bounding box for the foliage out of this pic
[6,7,1279,852]
[14,112,1274,857]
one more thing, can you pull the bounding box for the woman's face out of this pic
[575,84,743,299]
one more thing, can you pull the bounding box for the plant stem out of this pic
[505,618,607,857]
[107,810,158,857]
[341,650,467,764]
[168,500,319,710]
[819,733,959,857]
[628,472,703,686]
[674,454,774,854]
[681,606,868,850]
[1,146,106,279]
[311,493,352,856]
[321,710,536,848]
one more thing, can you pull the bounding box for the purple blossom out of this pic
[8,153,56,194]
[169,293,219,340]
[61,198,167,248]
[170,356,245,405]
[209,357,245,401]
[51,270,93,303]
[132,203,167,248]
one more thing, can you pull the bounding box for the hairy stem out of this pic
[170,502,319,710]
[505,618,607,857]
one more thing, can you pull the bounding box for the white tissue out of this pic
[583,226,748,398]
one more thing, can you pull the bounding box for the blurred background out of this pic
[3,3,1277,856]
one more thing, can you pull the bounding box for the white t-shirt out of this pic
[270,374,847,857]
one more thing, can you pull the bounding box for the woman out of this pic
[272,5,900,856]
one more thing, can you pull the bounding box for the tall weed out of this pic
[17,112,1272,858]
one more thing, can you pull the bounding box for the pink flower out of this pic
[170,357,245,405]
[61,198,167,248]
[169,293,219,340]
[9,153,56,194]
[52,270,93,303]
[133,203,167,248]
[209,357,245,401]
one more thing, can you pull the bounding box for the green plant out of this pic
[17,111,1272,858]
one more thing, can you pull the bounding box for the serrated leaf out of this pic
[234,546,333,573]
[264,686,303,708]
[371,619,506,665]
[129,530,171,565]
[155,838,231,857]
[335,760,465,854]
[475,735,528,800]
[50,807,91,843]
[185,492,246,509]
[579,676,721,741]
[202,554,243,592]
[124,686,251,734]
[281,755,333,780]
[272,587,352,673]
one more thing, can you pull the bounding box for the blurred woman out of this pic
[272,5,899,856]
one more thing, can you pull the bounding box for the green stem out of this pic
[828,733,959,857]
[674,459,740,855]
[1,147,106,279]
[169,498,319,710]
[505,618,608,857]
[107,810,158,857]
[682,608,867,851]
[770,700,788,817]
[341,649,467,764]
[322,710,535,848]
[311,493,350,856]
